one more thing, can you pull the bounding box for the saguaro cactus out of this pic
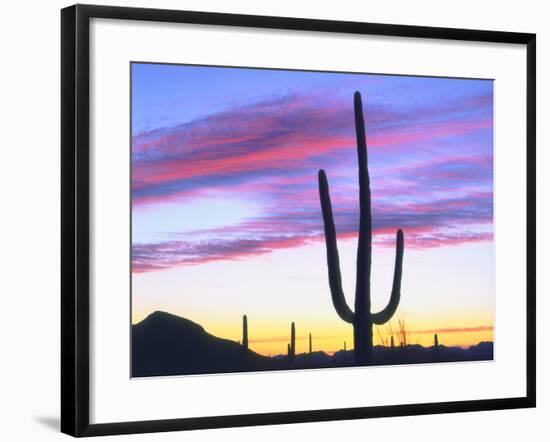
[288,322,296,362]
[242,315,248,350]
[309,333,312,355]
[434,333,440,358]
[390,335,395,349]
[318,91,405,365]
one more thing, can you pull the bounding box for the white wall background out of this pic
[0,0,546,440]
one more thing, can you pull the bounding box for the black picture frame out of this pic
[61,4,536,437]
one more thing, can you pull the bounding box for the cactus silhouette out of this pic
[288,322,296,363]
[344,341,347,352]
[318,91,405,365]
[434,333,440,359]
[242,315,248,350]
[391,335,395,349]
[309,333,312,355]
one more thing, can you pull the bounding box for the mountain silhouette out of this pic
[132,311,493,377]
[132,311,282,377]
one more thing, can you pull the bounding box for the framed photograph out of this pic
[61,4,536,437]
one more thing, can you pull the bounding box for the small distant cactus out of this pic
[344,341,347,351]
[390,335,395,349]
[434,333,440,359]
[288,322,296,363]
[318,91,405,365]
[242,315,248,350]
[309,333,312,355]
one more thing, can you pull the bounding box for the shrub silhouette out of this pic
[397,317,409,347]
[318,91,405,365]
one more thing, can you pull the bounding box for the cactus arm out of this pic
[318,169,355,324]
[372,229,404,325]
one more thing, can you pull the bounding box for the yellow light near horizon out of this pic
[132,307,493,356]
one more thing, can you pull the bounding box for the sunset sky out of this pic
[131,63,494,356]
